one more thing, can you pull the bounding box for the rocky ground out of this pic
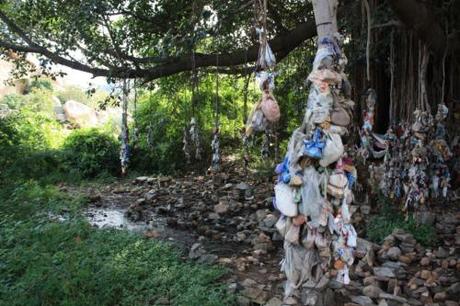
[68,159,460,306]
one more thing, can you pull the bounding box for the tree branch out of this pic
[0,8,317,80]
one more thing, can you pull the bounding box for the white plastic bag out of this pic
[344,224,357,247]
[320,133,344,167]
[256,71,275,91]
[275,215,292,237]
[285,224,300,244]
[274,183,298,217]
[299,167,323,226]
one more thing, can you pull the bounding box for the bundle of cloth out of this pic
[380,104,453,213]
[273,34,358,305]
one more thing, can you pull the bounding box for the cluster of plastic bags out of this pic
[380,104,452,212]
[183,117,203,164]
[245,31,280,137]
[273,34,358,304]
[358,89,387,161]
[210,127,220,172]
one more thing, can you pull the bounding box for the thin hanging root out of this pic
[389,29,395,123]
[362,0,371,83]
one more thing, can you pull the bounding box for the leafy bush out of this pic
[28,78,53,91]
[0,93,27,110]
[62,129,120,178]
[366,194,438,246]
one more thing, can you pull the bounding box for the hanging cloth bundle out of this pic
[210,53,221,172]
[183,51,203,163]
[245,0,280,140]
[120,79,130,175]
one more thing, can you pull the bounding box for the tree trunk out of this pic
[277,1,357,305]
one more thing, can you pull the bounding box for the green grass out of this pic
[0,181,235,306]
[366,194,438,247]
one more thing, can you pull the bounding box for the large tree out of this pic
[0,0,319,81]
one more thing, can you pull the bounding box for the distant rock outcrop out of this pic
[63,100,99,128]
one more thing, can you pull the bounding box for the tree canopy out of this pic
[0,0,320,81]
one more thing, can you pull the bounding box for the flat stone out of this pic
[264,297,283,306]
[387,247,402,261]
[241,287,268,304]
[435,247,449,259]
[420,257,431,266]
[374,267,396,279]
[420,270,431,280]
[214,202,229,214]
[447,282,460,298]
[363,285,384,298]
[433,292,447,302]
[351,295,376,306]
[378,293,407,304]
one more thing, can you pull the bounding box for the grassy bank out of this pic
[0,181,235,306]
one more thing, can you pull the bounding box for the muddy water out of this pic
[84,208,154,232]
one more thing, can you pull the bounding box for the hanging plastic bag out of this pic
[285,224,300,244]
[304,129,326,159]
[302,227,316,249]
[257,41,276,70]
[256,71,275,91]
[286,129,307,173]
[336,266,350,285]
[320,133,344,167]
[306,86,333,110]
[276,215,293,238]
[327,171,348,198]
[274,183,298,217]
[299,167,323,225]
[330,107,351,127]
[344,224,357,247]
[312,47,334,71]
[328,125,348,136]
[245,102,267,136]
[341,193,351,223]
[308,69,342,87]
[260,91,281,123]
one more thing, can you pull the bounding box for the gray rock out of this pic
[262,214,277,228]
[374,267,396,279]
[235,182,250,190]
[135,176,149,183]
[363,285,384,298]
[387,247,402,261]
[188,243,205,259]
[351,295,376,306]
[214,202,229,214]
[264,297,282,306]
[241,287,268,304]
[435,247,449,258]
[255,209,268,222]
[196,254,218,265]
[447,282,460,299]
[378,293,407,304]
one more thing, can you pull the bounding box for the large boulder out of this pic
[63,100,98,128]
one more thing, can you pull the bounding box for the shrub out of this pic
[366,194,438,246]
[62,129,120,178]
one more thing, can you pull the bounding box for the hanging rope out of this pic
[389,29,395,123]
[362,0,371,83]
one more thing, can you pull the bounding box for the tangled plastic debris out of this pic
[274,34,358,304]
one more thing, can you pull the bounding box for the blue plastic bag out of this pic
[304,129,325,159]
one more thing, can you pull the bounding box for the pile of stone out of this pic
[347,228,459,306]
